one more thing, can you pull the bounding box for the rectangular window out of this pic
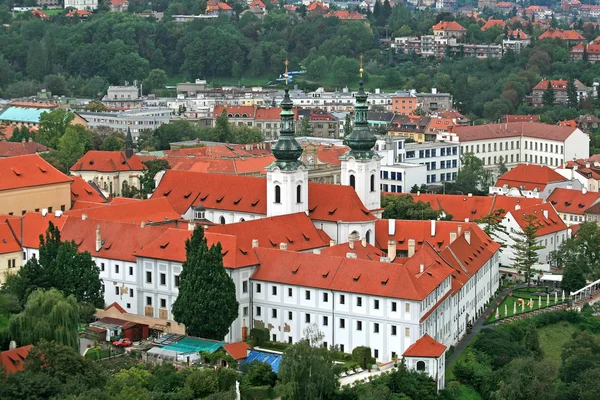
[305,290,311,300]
[115,264,119,274]
[256,306,262,316]
[392,351,396,359]
[405,327,410,337]
[323,316,329,326]
[392,325,397,335]
[340,294,345,305]
[115,287,120,295]
[146,271,152,283]
[405,303,411,313]
[374,323,380,333]
[288,337,293,344]
[357,321,363,331]
[129,289,134,297]
[101,263,105,272]
[288,288,292,297]
[160,273,166,285]
[374,299,380,310]
[160,298,166,308]
[174,275,180,287]
[146,296,152,306]
[243,307,249,317]
[392,302,397,312]
[305,314,311,323]
[323,292,329,302]
[287,311,292,320]
[374,349,379,358]
[129,266,133,276]
[340,344,345,353]
[256,283,262,293]
[242,281,248,293]
[272,309,277,318]
[272,334,277,342]
[126,303,130,309]
[357,297,362,307]
[272,286,277,296]
[340,318,346,328]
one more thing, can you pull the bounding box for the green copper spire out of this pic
[342,55,377,160]
[270,59,304,170]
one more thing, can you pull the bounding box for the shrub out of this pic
[241,385,271,400]
[352,346,375,369]
[248,328,269,346]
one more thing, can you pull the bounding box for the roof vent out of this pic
[54,210,62,218]
[346,252,357,259]
[42,209,48,217]
[280,243,288,251]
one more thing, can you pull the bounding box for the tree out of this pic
[561,264,587,295]
[85,101,107,112]
[566,77,578,109]
[542,80,555,107]
[497,155,508,175]
[56,125,90,171]
[143,68,168,94]
[307,56,329,81]
[381,194,451,220]
[449,153,492,195]
[552,222,600,279]
[171,226,238,340]
[491,357,556,400]
[524,323,543,360]
[477,209,507,251]
[214,110,233,143]
[9,289,80,349]
[344,113,352,136]
[240,361,277,388]
[301,117,310,136]
[8,222,103,307]
[352,346,375,369]
[37,109,75,149]
[275,327,338,400]
[139,159,170,198]
[510,214,544,287]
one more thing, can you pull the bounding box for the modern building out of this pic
[76,108,172,141]
[404,141,460,186]
[64,0,98,10]
[101,85,142,109]
[502,30,531,53]
[377,136,428,193]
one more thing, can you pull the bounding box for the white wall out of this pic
[341,156,381,211]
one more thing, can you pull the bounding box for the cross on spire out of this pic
[359,54,364,78]
[284,59,289,85]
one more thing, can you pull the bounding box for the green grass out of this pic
[446,347,469,381]
[0,313,9,331]
[84,348,115,360]
[457,384,483,400]
[44,9,65,16]
[538,322,579,367]
[486,287,566,323]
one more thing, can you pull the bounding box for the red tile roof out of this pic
[313,145,348,167]
[167,156,274,175]
[532,79,584,91]
[0,142,49,158]
[440,224,501,277]
[547,188,600,215]
[4,212,68,249]
[432,21,466,31]
[402,334,446,358]
[495,164,567,191]
[31,9,49,19]
[0,345,34,375]
[454,122,579,142]
[0,154,72,191]
[71,151,146,173]
[104,302,127,313]
[66,10,92,16]
[481,19,505,31]
[222,342,250,360]
[326,10,366,20]
[508,203,567,236]
[320,240,385,261]
[153,170,376,222]
[508,29,530,40]
[65,197,181,225]
[504,114,539,122]
[252,244,453,301]
[70,176,107,204]
[0,223,21,254]
[539,29,585,41]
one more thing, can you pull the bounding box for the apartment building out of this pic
[76,108,172,141]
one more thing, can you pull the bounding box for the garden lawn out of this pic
[486,287,566,323]
[84,348,115,361]
[538,322,579,367]
[457,384,483,400]
[446,347,469,381]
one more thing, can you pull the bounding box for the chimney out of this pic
[543,209,549,219]
[419,263,424,273]
[380,257,391,263]
[187,221,195,231]
[408,239,416,257]
[330,240,336,247]
[252,239,259,248]
[457,225,462,236]
[28,137,32,143]
[361,238,367,247]
[388,219,396,236]
[346,253,357,259]
[464,230,471,245]
[348,237,355,250]
[515,204,521,210]
[280,243,288,251]
[430,220,436,237]
[54,210,62,218]
[468,193,473,197]
[417,191,421,196]
[583,187,588,194]
[8,341,16,350]
[387,240,397,261]
[313,249,321,254]
[41,208,48,217]
[21,138,25,143]
[95,224,102,252]
[81,213,87,220]
[450,231,457,244]
[141,221,146,228]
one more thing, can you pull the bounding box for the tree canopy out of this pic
[382,193,452,220]
[510,214,544,287]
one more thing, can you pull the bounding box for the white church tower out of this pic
[266,61,308,217]
[340,57,382,211]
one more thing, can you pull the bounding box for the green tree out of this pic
[510,214,544,287]
[477,209,507,250]
[26,41,48,82]
[9,289,80,349]
[449,153,492,195]
[352,346,375,369]
[143,68,168,94]
[307,56,329,81]
[172,226,238,340]
[561,264,587,295]
[542,80,555,107]
[100,132,125,151]
[333,56,359,85]
[214,110,233,143]
[491,357,556,400]
[37,109,75,149]
[566,77,578,109]
[301,116,310,136]
[240,361,277,388]
[57,125,90,171]
[551,222,600,279]
[497,155,508,175]
[139,159,170,198]
[344,113,352,136]
[381,194,451,220]
[524,323,543,360]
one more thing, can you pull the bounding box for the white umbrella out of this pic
[505,304,508,317]
[539,296,542,309]
[514,302,517,315]
[547,293,550,307]
[555,292,558,303]
[562,290,565,301]
[496,308,499,320]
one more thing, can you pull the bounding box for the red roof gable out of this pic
[432,21,466,31]
[0,222,21,254]
[71,151,146,173]
[481,19,505,31]
[4,212,68,249]
[0,142,49,158]
[539,29,585,41]
[495,164,567,191]
[65,197,181,224]
[320,241,385,261]
[0,154,72,191]
[70,176,106,204]
[222,342,250,360]
[547,188,600,215]
[454,122,579,142]
[66,10,92,16]
[508,203,567,236]
[0,345,34,375]
[402,334,446,358]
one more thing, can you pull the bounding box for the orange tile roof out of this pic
[222,342,250,360]
[539,29,585,41]
[307,1,328,11]
[31,9,49,19]
[326,10,366,20]
[311,145,348,167]
[0,222,21,254]
[0,154,72,191]
[166,156,275,175]
[154,170,376,222]
[559,120,577,128]
[481,19,506,31]
[504,114,539,122]
[454,122,579,142]
[70,176,107,204]
[66,10,92,16]
[1,345,34,375]
[426,117,457,133]
[0,125,16,140]
[508,203,567,236]
[402,334,446,358]
[320,241,385,261]
[65,197,181,224]
[71,151,146,173]
[547,188,600,215]
[440,224,501,277]
[61,218,172,262]
[4,212,68,249]
[532,79,574,91]
[0,142,49,158]
[508,29,530,40]
[495,164,567,191]
[432,21,466,31]
[252,244,453,301]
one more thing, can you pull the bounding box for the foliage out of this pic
[381,193,452,220]
[476,209,507,250]
[510,214,544,287]
[248,327,269,347]
[139,158,170,198]
[37,109,75,149]
[447,153,492,195]
[561,264,587,295]
[240,361,277,388]
[542,80,555,107]
[352,346,375,369]
[8,289,80,349]
[551,222,600,281]
[172,226,238,340]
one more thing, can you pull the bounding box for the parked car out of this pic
[112,338,133,347]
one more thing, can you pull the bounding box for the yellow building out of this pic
[0,154,73,216]
[0,223,22,285]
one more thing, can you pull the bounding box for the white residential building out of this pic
[64,0,98,10]
[77,108,172,141]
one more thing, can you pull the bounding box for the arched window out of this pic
[275,185,281,204]
[370,174,375,192]
[296,185,302,203]
[365,230,372,244]
[416,361,426,371]
[349,175,356,189]
[122,181,128,193]
[219,216,226,224]
[349,231,360,240]
[239,218,245,222]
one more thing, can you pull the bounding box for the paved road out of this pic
[445,284,526,368]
